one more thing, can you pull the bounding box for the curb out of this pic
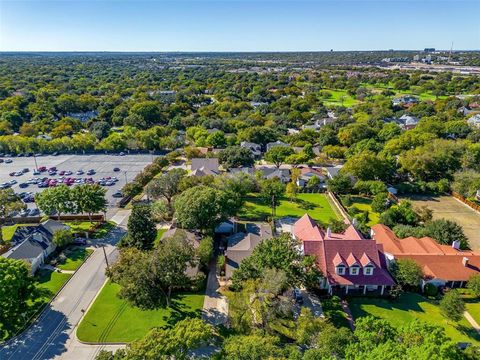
[0,246,96,346]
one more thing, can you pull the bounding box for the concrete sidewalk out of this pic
[201,262,228,326]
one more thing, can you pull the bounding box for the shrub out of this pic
[424,283,438,297]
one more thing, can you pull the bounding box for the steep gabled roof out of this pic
[293,214,324,241]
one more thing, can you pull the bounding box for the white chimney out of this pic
[463,257,469,267]
[352,218,357,226]
[326,227,332,238]
[452,240,461,250]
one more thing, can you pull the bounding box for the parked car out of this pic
[0,159,3,163]
[33,170,40,175]
[38,166,47,172]
[113,167,120,172]
[87,169,95,175]
[112,190,123,198]
[9,172,15,176]
[28,208,40,216]
[19,209,29,217]
[19,183,28,188]
[9,180,17,185]
[22,168,29,173]
[76,170,84,175]
[73,237,87,245]
[5,159,13,163]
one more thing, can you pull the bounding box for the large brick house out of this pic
[371,224,480,289]
[293,214,394,295]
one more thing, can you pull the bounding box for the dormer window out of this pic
[364,266,374,276]
[336,265,346,275]
[349,265,360,275]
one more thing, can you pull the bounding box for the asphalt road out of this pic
[0,225,126,360]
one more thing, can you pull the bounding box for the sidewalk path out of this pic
[201,262,228,326]
[0,226,126,360]
[464,311,480,335]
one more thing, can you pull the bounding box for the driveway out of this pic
[201,262,228,326]
[0,226,126,360]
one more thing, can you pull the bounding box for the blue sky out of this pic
[0,0,479,51]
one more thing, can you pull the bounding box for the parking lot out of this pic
[0,154,157,212]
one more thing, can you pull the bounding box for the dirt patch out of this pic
[404,195,480,250]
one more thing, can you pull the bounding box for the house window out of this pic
[364,266,374,276]
[336,265,346,275]
[349,266,360,275]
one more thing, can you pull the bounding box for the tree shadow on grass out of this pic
[295,198,316,211]
[455,323,480,342]
[163,293,204,328]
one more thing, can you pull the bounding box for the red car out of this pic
[38,166,47,172]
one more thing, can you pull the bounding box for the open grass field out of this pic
[348,293,480,344]
[238,193,340,224]
[77,281,205,343]
[56,247,93,271]
[320,89,359,107]
[402,195,480,250]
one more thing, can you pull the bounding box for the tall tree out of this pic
[146,169,186,210]
[218,146,255,168]
[71,184,107,221]
[0,189,25,244]
[264,146,294,168]
[0,257,36,339]
[124,204,157,250]
[35,185,74,220]
[440,290,465,322]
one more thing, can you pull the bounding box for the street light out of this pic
[33,153,39,171]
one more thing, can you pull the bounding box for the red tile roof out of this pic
[371,224,480,282]
[293,214,363,242]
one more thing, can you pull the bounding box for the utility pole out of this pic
[102,245,110,271]
[33,153,39,171]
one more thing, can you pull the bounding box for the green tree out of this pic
[379,201,418,228]
[440,290,465,322]
[124,204,157,250]
[71,184,107,221]
[146,169,186,210]
[174,185,234,231]
[35,185,74,220]
[197,236,213,268]
[467,274,480,298]
[342,150,392,181]
[218,146,255,168]
[53,229,74,248]
[371,192,390,213]
[0,257,36,339]
[0,189,25,244]
[222,333,283,360]
[206,130,226,148]
[259,178,285,217]
[389,258,423,288]
[264,146,294,168]
[129,101,163,127]
[285,182,299,201]
[327,173,353,194]
[424,219,469,249]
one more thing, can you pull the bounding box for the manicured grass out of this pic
[321,296,351,329]
[238,193,340,224]
[1,223,35,242]
[342,196,380,227]
[91,221,115,239]
[320,89,359,107]
[77,281,205,343]
[349,293,480,344]
[66,221,95,233]
[35,268,72,296]
[466,302,480,325]
[56,247,94,271]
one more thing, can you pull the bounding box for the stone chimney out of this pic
[326,227,332,238]
[463,257,469,267]
[452,240,461,250]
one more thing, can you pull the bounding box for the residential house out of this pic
[324,165,343,180]
[2,220,70,273]
[467,114,480,129]
[225,223,273,279]
[293,214,395,295]
[266,140,289,151]
[190,158,220,176]
[66,110,99,122]
[240,141,262,159]
[371,224,480,289]
[392,95,419,107]
[256,166,291,183]
[296,167,326,188]
[384,114,420,130]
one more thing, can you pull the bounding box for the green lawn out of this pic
[66,221,95,233]
[320,89,359,107]
[321,296,351,329]
[466,302,480,325]
[56,247,94,271]
[349,293,480,344]
[238,193,340,224]
[90,221,115,239]
[77,281,205,343]
[342,196,380,227]
[35,268,72,296]
[1,224,35,242]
